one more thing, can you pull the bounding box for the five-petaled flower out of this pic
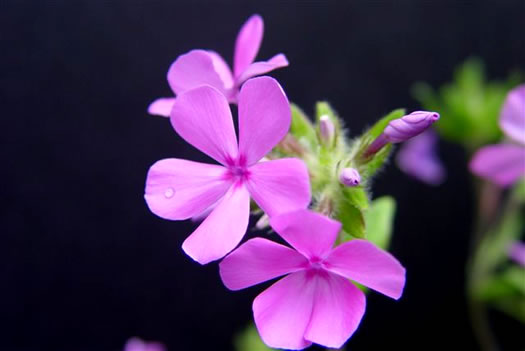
[148,14,289,117]
[220,209,406,350]
[144,77,311,264]
[470,84,525,186]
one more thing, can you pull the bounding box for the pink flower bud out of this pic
[319,115,335,143]
[364,111,440,157]
[339,168,361,187]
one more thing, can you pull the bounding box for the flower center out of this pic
[227,164,250,184]
[308,256,325,270]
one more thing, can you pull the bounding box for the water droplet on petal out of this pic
[164,188,174,198]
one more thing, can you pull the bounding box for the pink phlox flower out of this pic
[219,209,406,350]
[396,130,446,185]
[148,14,289,117]
[470,84,525,186]
[124,337,166,351]
[508,241,525,267]
[144,77,311,264]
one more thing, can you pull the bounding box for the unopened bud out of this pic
[339,168,361,187]
[364,111,440,157]
[255,214,270,230]
[319,115,335,144]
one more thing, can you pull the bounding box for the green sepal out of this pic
[362,143,392,178]
[364,196,396,250]
[342,186,369,211]
[337,199,366,239]
[290,103,317,150]
[366,108,406,139]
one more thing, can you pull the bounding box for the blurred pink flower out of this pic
[124,337,165,351]
[470,84,525,186]
[508,241,525,267]
[145,77,310,264]
[220,210,405,350]
[148,14,288,117]
[396,130,446,185]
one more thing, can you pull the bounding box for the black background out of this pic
[2,1,524,350]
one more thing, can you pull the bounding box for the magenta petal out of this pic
[233,14,264,78]
[325,240,406,299]
[170,85,238,165]
[167,50,233,97]
[246,158,310,217]
[236,54,289,85]
[147,97,176,117]
[508,241,525,267]
[144,159,231,220]
[219,238,308,290]
[500,84,525,145]
[238,77,291,165]
[182,185,250,264]
[270,210,341,260]
[304,272,366,348]
[253,271,314,350]
[469,144,525,187]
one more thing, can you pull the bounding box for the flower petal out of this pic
[253,271,314,350]
[233,14,264,78]
[238,76,291,165]
[182,185,250,264]
[219,238,308,290]
[304,272,366,348]
[144,159,231,220]
[469,144,525,187]
[147,97,176,117]
[167,50,234,98]
[325,239,406,299]
[270,210,341,260]
[237,54,289,85]
[170,85,238,165]
[500,84,525,145]
[246,158,310,217]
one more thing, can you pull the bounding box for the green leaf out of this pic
[290,103,317,149]
[234,323,273,351]
[337,199,366,239]
[364,196,396,250]
[366,108,406,139]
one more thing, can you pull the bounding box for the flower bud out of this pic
[319,115,335,144]
[339,168,361,187]
[365,111,440,157]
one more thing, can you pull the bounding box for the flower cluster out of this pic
[144,14,439,349]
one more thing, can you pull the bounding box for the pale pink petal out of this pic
[167,49,233,97]
[246,158,310,217]
[147,97,176,118]
[124,338,166,351]
[253,271,314,350]
[182,185,250,264]
[170,85,238,165]
[304,272,366,348]
[144,159,231,220]
[219,238,308,290]
[233,14,264,78]
[500,84,525,145]
[325,239,406,300]
[469,144,525,187]
[238,77,291,165]
[236,54,289,85]
[270,210,341,260]
[207,50,235,100]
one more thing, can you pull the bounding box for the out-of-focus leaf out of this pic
[234,323,273,351]
[365,196,396,250]
[290,103,317,150]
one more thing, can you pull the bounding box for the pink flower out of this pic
[148,14,289,117]
[220,210,406,350]
[470,84,525,187]
[124,338,166,351]
[508,241,525,267]
[144,77,310,264]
